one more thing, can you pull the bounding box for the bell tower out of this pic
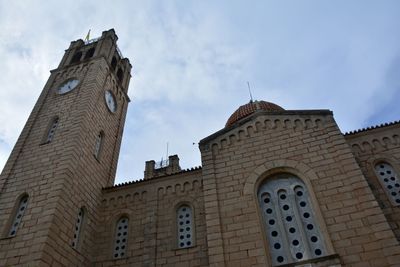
[0,29,131,266]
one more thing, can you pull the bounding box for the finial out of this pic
[247,81,253,103]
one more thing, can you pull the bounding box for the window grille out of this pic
[374,162,400,205]
[258,174,326,266]
[72,208,84,249]
[46,117,59,143]
[113,217,129,259]
[177,205,194,248]
[9,195,29,237]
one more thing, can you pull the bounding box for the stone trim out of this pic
[200,110,332,146]
[243,158,336,257]
[346,134,400,155]
[200,114,331,153]
[103,167,202,190]
[344,120,400,136]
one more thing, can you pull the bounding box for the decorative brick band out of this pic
[203,115,331,154]
[348,134,400,155]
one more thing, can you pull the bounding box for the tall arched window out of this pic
[94,131,104,159]
[70,51,82,64]
[374,162,400,205]
[44,117,59,143]
[258,174,326,266]
[8,195,29,237]
[72,208,85,249]
[111,56,117,71]
[117,68,124,83]
[177,204,194,249]
[113,217,129,259]
[84,47,95,59]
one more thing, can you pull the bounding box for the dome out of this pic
[225,100,284,127]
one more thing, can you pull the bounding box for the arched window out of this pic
[70,51,82,64]
[117,68,124,83]
[111,56,117,71]
[258,174,326,266]
[177,204,194,249]
[374,162,400,205]
[84,47,95,59]
[72,208,84,249]
[44,117,59,143]
[94,131,104,159]
[113,217,129,259]
[8,195,29,237]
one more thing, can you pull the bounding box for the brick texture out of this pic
[1,29,400,267]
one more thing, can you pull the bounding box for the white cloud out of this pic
[0,0,399,183]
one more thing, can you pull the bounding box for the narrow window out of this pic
[113,217,129,259]
[111,56,117,71]
[375,162,400,205]
[9,195,29,237]
[177,205,194,248]
[94,131,104,159]
[45,117,59,143]
[72,208,84,249]
[70,51,82,64]
[117,68,123,82]
[258,174,326,266]
[84,47,95,59]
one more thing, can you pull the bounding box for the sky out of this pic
[0,0,399,184]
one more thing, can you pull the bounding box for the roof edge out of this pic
[344,120,400,136]
[200,109,333,145]
[103,166,202,191]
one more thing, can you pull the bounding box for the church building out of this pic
[1,29,400,267]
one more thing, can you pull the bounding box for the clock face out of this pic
[105,90,117,113]
[57,79,79,94]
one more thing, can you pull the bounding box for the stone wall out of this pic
[94,169,209,267]
[345,123,400,242]
[199,110,400,267]
[0,30,131,266]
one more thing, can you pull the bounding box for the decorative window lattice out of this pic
[375,162,400,205]
[258,175,326,266]
[113,217,129,259]
[9,196,29,237]
[72,208,84,249]
[46,118,59,143]
[94,132,103,158]
[177,205,194,249]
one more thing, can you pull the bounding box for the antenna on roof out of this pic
[247,81,253,102]
[166,142,169,161]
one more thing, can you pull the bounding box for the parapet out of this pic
[144,155,181,180]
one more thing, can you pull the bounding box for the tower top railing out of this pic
[155,159,169,169]
[84,37,101,45]
[84,36,124,58]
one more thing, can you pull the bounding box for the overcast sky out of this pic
[0,1,399,184]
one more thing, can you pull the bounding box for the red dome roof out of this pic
[226,100,284,127]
